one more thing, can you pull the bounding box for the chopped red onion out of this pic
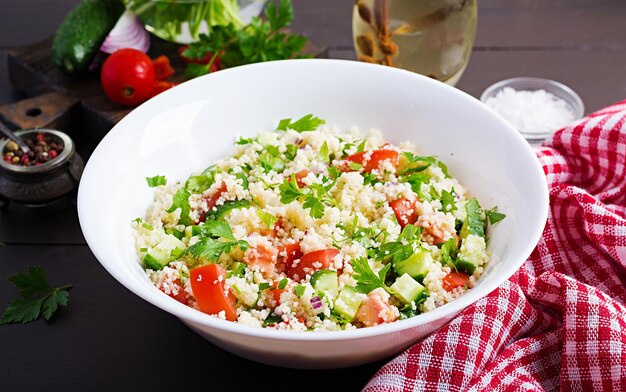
[100,11,150,54]
[310,296,323,309]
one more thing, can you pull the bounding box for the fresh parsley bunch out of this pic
[183,0,310,77]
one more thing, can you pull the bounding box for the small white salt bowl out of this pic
[480,77,585,142]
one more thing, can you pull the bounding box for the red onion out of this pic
[100,11,150,54]
[310,296,323,309]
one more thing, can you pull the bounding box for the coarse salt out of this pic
[485,87,576,137]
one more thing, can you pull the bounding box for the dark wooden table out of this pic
[1,1,625,391]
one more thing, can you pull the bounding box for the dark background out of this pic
[1,1,625,391]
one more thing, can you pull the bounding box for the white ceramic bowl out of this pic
[78,59,548,369]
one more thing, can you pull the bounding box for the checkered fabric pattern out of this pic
[364,100,626,392]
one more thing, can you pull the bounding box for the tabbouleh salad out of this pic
[133,115,505,331]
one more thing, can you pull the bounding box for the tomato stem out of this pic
[123,86,135,97]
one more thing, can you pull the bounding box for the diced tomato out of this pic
[442,271,470,291]
[198,182,227,223]
[288,248,339,282]
[177,45,221,72]
[292,170,309,188]
[270,281,287,304]
[276,242,303,273]
[389,197,419,228]
[161,278,189,305]
[346,149,399,172]
[189,264,237,321]
[151,80,178,96]
[244,244,278,276]
[152,55,175,80]
[356,291,397,327]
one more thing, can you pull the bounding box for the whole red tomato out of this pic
[101,48,156,106]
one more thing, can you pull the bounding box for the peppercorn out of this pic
[6,141,18,152]
[3,132,64,167]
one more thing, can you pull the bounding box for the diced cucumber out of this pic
[392,249,433,281]
[143,234,185,270]
[455,234,486,274]
[185,225,202,240]
[310,269,339,299]
[390,273,426,304]
[333,286,365,322]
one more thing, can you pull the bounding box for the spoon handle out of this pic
[0,120,31,154]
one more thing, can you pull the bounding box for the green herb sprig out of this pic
[183,0,309,77]
[1,266,72,324]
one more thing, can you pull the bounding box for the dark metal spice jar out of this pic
[3,132,65,167]
[0,129,83,207]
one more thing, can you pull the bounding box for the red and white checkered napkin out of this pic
[365,100,626,391]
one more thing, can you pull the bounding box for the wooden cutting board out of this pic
[1,36,328,143]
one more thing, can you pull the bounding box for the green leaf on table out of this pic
[0,266,72,324]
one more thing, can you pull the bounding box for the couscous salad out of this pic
[133,115,505,331]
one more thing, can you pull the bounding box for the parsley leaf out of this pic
[185,221,248,262]
[202,220,235,240]
[294,285,306,297]
[462,198,485,238]
[278,278,288,290]
[236,137,254,145]
[399,152,437,176]
[167,188,191,226]
[183,0,308,77]
[276,114,326,132]
[206,200,251,221]
[278,176,303,204]
[236,172,249,190]
[257,210,279,229]
[265,0,293,30]
[351,257,393,294]
[263,314,283,327]
[486,207,506,225]
[278,174,337,219]
[185,167,216,193]
[146,175,167,187]
[285,144,298,161]
[351,258,393,295]
[303,196,325,219]
[440,238,458,269]
[185,238,246,261]
[319,141,330,163]
[348,161,363,171]
[440,188,457,213]
[1,266,72,324]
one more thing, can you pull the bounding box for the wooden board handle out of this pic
[0,92,79,130]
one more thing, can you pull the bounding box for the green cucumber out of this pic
[390,273,426,304]
[52,0,125,73]
[455,234,486,274]
[392,249,433,281]
[310,270,339,299]
[333,286,365,322]
[143,234,185,270]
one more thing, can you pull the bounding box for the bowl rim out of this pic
[78,59,549,342]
